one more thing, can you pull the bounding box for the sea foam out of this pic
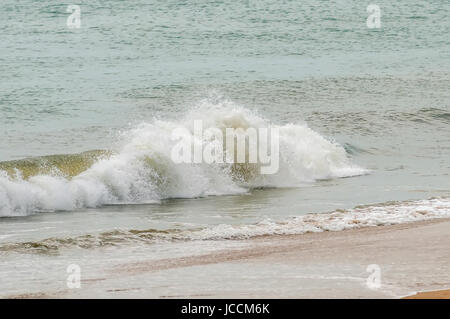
[0,100,366,216]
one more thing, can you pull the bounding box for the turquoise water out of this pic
[1,0,449,159]
[0,0,449,297]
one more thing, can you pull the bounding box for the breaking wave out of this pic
[0,100,366,216]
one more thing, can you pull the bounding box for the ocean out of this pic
[0,0,449,297]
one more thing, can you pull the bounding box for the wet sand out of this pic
[7,218,450,299]
[403,289,450,299]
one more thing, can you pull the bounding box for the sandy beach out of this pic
[8,218,449,299]
[403,289,450,299]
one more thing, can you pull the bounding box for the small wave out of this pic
[0,99,367,216]
[418,107,450,122]
[2,197,449,254]
[195,197,450,240]
[342,143,371,155]
[387,107,450,125]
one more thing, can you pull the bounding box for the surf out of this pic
[0,99,367,217]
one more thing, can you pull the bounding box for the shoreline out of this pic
[6,218,450,299]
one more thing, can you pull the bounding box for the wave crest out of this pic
[0,100,367,216]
